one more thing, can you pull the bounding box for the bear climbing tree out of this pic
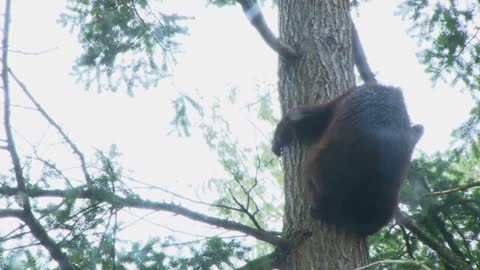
[272,84,423,236]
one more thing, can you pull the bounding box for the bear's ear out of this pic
[410,124,424,146]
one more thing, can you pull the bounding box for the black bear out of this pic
[272,84,423,236]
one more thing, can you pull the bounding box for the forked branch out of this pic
[8,68,92,184]
[1,1,77,268]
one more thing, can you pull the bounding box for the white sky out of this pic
[1,0,476,259]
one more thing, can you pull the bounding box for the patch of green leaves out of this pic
[59,0,190,94]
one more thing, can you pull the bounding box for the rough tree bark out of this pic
[278,0,368,269]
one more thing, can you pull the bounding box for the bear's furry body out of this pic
[272,84,423,236]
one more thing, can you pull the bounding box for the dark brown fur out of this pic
[272,84,423,236]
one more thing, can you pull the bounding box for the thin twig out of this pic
[1,47,59,55]
[126,175,243,213]
[2,0,28,202]
[8,68,92,184]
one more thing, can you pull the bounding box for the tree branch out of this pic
[0,209,75,270]
[1,2,76,268]
[395,210,471,270]
[0,186,288,248]
[2,0,28,203]
[236,0,297,60]
[8,68,92,184]
[124,175,244,214]
[429,180,480,197]
[19,211,76,270]
[351,22,376,84]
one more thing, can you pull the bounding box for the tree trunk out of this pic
[278,0,368,269]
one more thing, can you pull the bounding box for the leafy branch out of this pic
[0,186,287,248]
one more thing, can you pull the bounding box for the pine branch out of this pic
[19,211,76,270]
[0,186,288,248]
[395,210,471,270]
[236,251,278,270]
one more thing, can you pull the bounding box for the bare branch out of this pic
[226,185,263,231]
[0,186,287,248]
[33,150,74,187]
[236,0,297,60]
[220,156,264,231]
[1,46,59,55]
[429,180,480,197]
[1,2,77,268]
[8,68,92,184]
[2,0,28,201]
[126,176,242,213]
[351,22,376,84]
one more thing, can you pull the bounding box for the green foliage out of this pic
[207,0,237,7]
[8,0,480,268]
[370,148,480,269]
[59,0,189,94]
[170,237,250,269]
[450,103,480,156]
[116,238,169,269]
[200,93,283,231]
[197,89,282,259]
[388,6,480,265]
[170,95,204,137]
[398,1,480,90]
